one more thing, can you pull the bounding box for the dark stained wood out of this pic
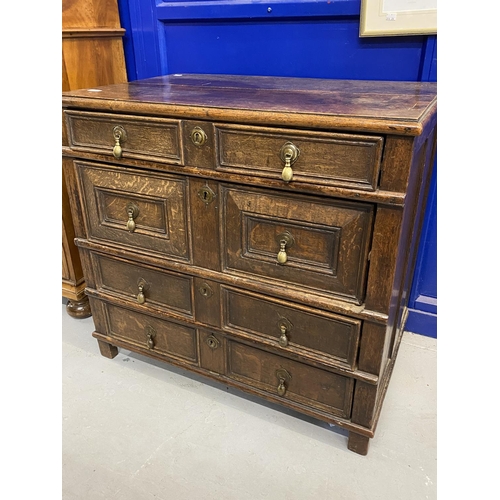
[75,161,191,261]
[378,136,415,192]
[104,302,198,364]
[199,330,225,375]
[90,251,194,317]
[351,380,378,429]
[65,110,183,164]
[62,157,87,240]
[364,206,403,314]
[221,184,373,303]
[194,278,221,327]
[348,432,370,456]
[215,124,383,191]
[357,322,388,376]
[387,126,437,358]
[222,286,360,368]
[75,236,388,323]
[227,339,354,418]
[189,178,221,271]
[182,120,216,170]
[63,74,437,455]
[65,296,92,319]
[63,74,437,136]
[97,339,118,359]
[63,145,406,206]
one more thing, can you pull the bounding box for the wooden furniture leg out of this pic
[348,432,370,455]
[97,340,119,359]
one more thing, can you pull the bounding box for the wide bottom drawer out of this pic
[91,298,354,420]
[226,340,354,418]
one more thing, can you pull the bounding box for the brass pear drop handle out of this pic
[278,324,288,347]
[145,326,156,350]
[277,240,288,264]
[137,284,145,304]
[277,377,286,396]
[276,231,294,265]
[277,318,292,348]
[126,203,139,232]
[112,126,127,159]
[276,368,291,397]
[136,279,148,304]
[280,142,299,183]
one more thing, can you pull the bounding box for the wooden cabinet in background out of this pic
[62,0,127,317]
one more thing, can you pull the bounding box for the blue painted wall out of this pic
[117,0,437,337]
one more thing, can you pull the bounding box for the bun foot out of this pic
[66,296,92,319]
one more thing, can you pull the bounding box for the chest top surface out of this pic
[62,74,437,136]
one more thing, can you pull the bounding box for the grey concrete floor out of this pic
[62,302,437,500]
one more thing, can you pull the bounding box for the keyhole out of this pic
[191,126,206,146]
[198,186,215,204]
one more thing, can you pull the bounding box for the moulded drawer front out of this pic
[222,287,360,368]
[90,252,194,317]
[76,161,190,261]
[221,185,373,303]
[65,110,183,164]
[227,340,354,418]
[216,124,383,190]
[104,302,198,364]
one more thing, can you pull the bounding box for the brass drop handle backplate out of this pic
[126,202,139,232]
[145,325,156,350]
[276,231,294,265]
[276,368,291,397]
[279,142,300,183]
[112,125,127,159]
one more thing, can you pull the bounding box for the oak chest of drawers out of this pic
[62,74,437,455]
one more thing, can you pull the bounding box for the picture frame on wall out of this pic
[360,0,437,37]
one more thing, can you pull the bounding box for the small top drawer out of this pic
[216,124,383,190]
[65,110,183,164]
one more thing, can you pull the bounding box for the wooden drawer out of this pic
[103,302,198,364]
[227,340,354,418]
[222,287,360,368]
[215,124,383,190]
[76,161,190,261]
[65,110,183,164]
[90,252,194,317]
[221,185,373,303]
